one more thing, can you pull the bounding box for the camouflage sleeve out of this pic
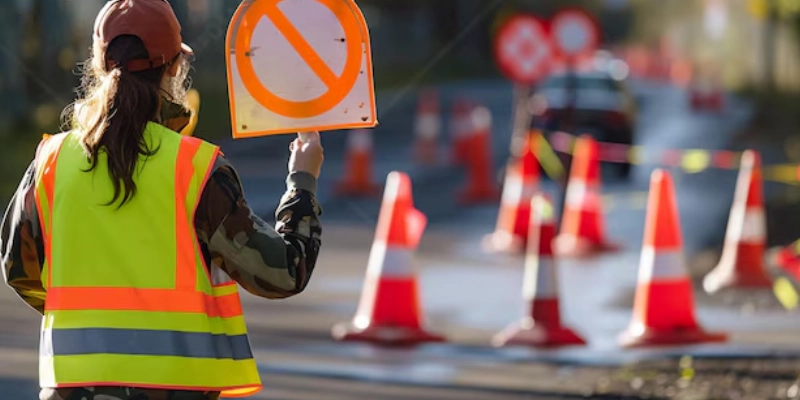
[1,160,46,314]
[194,156,322,299]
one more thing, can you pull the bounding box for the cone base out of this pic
[552,234,621,258]
[481,231,525,255]
[703,267,773,294]
[331,322,446,347]
[492,319,587,348]
[334,182,382,198]
[619,325,727,348]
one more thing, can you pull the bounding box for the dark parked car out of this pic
[530,70,638,179]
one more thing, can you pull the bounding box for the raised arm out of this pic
[1,160,46,314]
[195,155,322,298]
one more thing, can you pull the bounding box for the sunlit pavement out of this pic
[4,80,799,399]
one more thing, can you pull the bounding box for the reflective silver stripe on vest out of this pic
[41,328,253,360]
[638,247,686,283]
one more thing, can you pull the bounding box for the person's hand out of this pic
[288,131,324,178]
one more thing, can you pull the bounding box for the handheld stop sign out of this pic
[493,14,552,85]
[225,0,377,139]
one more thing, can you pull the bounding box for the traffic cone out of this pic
[334,129,381,197]
[703,150,772,293]
[457,106,499,204]
[449,97,473,166]
[483,134,540,254]
[773,240,800,282]
[492,194,587,348]
[413,89,442,165]
[553,135,619,257]
[619,169,727,348]
[332,172,445,346]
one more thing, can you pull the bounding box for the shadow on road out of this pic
[1,377,39,399]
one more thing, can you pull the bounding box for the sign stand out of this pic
[549,8,601,222]
[492,14,552,166]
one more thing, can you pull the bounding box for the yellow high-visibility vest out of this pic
[34,122,262,397]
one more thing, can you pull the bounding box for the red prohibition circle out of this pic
[493,14,552,85]
[550,8,600,61]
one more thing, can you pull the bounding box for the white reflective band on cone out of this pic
[366,242,415,278]
[523,256,558,299]
[726,206,766,244]
[348,130,373,152]
[565,181,597,207]
[638,247,686,283]
[450,117,466,138]
[500,173,537,206]
[415,114,441,140]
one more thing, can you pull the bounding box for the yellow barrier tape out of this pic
[628,145,643,165]
[546,131,800,184]
[773,276,799,310]
[680,150,711,174]
[763,164,799,184]
[532,130,567,182]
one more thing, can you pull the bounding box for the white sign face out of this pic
[226,0,378,138]
[551,11,598,58]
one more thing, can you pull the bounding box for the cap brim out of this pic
[181,43,194,55]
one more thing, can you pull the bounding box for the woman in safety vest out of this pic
[1,1,323,399]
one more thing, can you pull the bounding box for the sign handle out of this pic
[298,131,320,143]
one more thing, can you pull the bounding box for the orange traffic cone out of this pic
[553,135,619,257]
[332,172,445,346]
[449,97,473,166]
[483,135,540,254]
[493,194,587,348]
[413,89,442,165]
[773,240,800,282]
[619,169,727,348]
[703,150,772,293]
[457,106,499,204]
[334,129,381,197]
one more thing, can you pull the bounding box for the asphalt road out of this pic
[4,79,800,399]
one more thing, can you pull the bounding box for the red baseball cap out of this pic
[94,0,193,72]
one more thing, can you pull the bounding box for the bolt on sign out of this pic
[225,0,378,138]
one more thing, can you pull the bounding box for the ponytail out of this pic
[63,35,184,208]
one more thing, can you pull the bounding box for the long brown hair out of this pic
[62,35,191,207]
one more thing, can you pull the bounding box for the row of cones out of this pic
[333,166,736,348]
[332,90,500,204]
[486,132,773,294]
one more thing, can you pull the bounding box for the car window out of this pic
[539,75,621,92]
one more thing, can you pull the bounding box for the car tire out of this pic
[615,160,632,180]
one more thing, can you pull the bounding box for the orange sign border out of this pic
[225,0,378,139]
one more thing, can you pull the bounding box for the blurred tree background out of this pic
[0,0,799,203]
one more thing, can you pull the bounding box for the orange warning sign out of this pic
[226,0,377,139]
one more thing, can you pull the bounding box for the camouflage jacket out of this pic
[0,103,323,400]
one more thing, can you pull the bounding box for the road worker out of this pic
[0,1,324,399]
